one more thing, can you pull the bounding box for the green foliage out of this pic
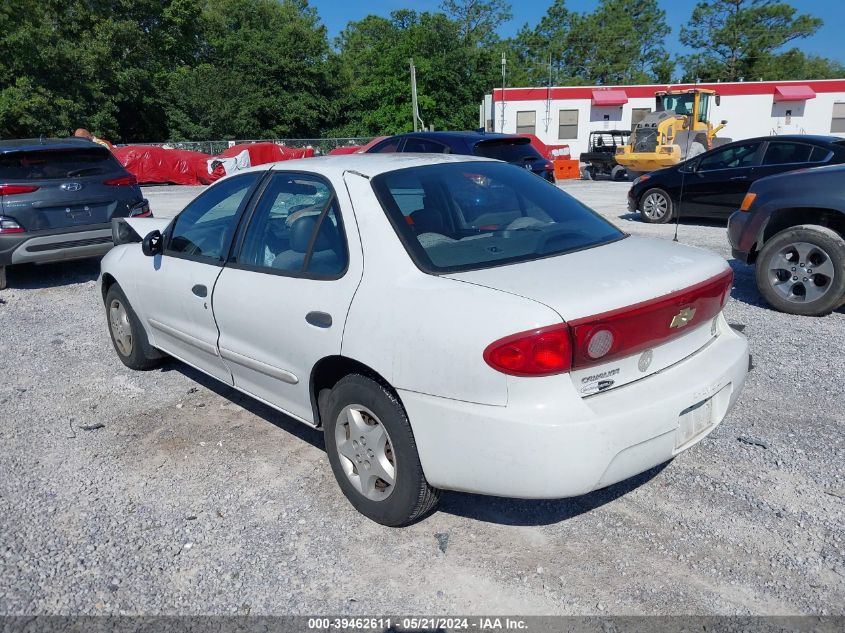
[0,0,841,142]
[679,0,828,81]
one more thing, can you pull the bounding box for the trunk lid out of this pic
[447,236,733,395]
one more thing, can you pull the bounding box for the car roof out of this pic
[726,134,845,146]
[390,131,527,143]
[256,152,497,179]
[0,137,104,154]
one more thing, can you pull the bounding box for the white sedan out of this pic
[99,154,749,526]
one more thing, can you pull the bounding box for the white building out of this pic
[481,79,845,158]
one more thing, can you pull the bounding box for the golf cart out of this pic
[580,130,630,181]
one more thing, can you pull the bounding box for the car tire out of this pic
[105,284,164,370]
[323,374,441,526]
[611,165,627,182]
[0,265,6,290]
[639,188,674,223]
[755,225,845,317]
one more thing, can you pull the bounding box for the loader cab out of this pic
[656,90,718,124]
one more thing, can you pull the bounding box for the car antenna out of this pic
[674,113,696,243]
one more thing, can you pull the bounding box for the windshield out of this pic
[661,93,695,116]
[371,162,625,274]
[473,139,543,163]
[0,147,119,180]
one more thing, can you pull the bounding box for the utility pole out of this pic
[410,59,424,132]
[544,53,553,132]
[500,51,507,133]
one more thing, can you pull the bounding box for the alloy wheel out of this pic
[767,241,835,303]
[642,192,669,220]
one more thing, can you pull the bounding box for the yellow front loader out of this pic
[616,88,728,177]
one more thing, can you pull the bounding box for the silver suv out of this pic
[0,138,149,289]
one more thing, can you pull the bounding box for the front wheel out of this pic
[639,188,675,224]
[323,374,440,526]
[755,225,845,316]
[105,284,164,370]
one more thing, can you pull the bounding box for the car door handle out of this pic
[191,284,208,298]
[306,311,332,328]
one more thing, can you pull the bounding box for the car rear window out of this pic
[473,139,543,163]
[371,161,625,274]
[0,147,121,180]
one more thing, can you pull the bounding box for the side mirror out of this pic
[141,230,163,257]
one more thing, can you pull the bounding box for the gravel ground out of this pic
[0,179,843,616]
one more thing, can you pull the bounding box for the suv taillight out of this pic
[0,184,39,196]
[484,270,733,376]
[0,216,25,234]
[484,324,572,376]
[104,175,137,186]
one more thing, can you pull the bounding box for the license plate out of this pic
[676,397,714,448]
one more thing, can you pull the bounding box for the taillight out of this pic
[0,184,39,196]
[0,216,25,234]
[569,269,733,368]
[129,200,151,217]
[104,175,137,186]
[484,324,572,376]
[484,270,733,377]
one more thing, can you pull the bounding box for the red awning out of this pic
[591,89,628,106]
[774,85,816,101]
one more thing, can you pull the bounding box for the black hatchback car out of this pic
[0,138,149,289]
[628,135,845,223]
[365,131,556,183]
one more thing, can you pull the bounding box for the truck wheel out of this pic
[756,225,845,316]
[105,284,164,370]
[640,188,674,223]
[582,166,594,180]
[0,265,6,290]
[611,165,627,181]
[323,374,441,526]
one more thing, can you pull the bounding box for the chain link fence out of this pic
[130,137,375,156]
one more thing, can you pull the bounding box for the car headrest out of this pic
[288,213,337,253]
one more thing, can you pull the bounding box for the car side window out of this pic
[698,142,761,171]
[762,142,814,166]
[403,138,451,153]
[235,172,347,278]
[368,138,402,153]
[167,172,261,262]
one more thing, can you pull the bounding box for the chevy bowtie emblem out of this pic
[670,306,696,329]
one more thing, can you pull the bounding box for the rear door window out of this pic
[473,140,543,163]
[371,161,624,273]
[367,138,403,153]
[0,147,121,179]
[403,138,451,153]
[762,142,814,165]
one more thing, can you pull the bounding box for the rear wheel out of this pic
[611,165,627,181]
[756,225,845,316]
[323,374,440,526]
[105,284,164,370]
[582,165,595,180]
[640,188,674,223]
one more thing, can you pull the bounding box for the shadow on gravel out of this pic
[617,212,728,227]
[3,258,101,290]
[439,462,669,526]
[164,361,325,450]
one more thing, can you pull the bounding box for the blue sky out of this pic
[314,0,845,64]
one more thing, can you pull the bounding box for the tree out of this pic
[679,0,827,81]
[333,10,500,136]
[440,0,512,44]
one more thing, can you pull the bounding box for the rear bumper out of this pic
[401,314,748,498]
[0,225,113,266]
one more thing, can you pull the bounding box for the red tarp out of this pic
[516,134,570,160]
[218,142,315,163]
[114,146,220,185]
[774,85,816,102]
[591,89,628,106]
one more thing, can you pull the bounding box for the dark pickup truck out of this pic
[728,163,845,316]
